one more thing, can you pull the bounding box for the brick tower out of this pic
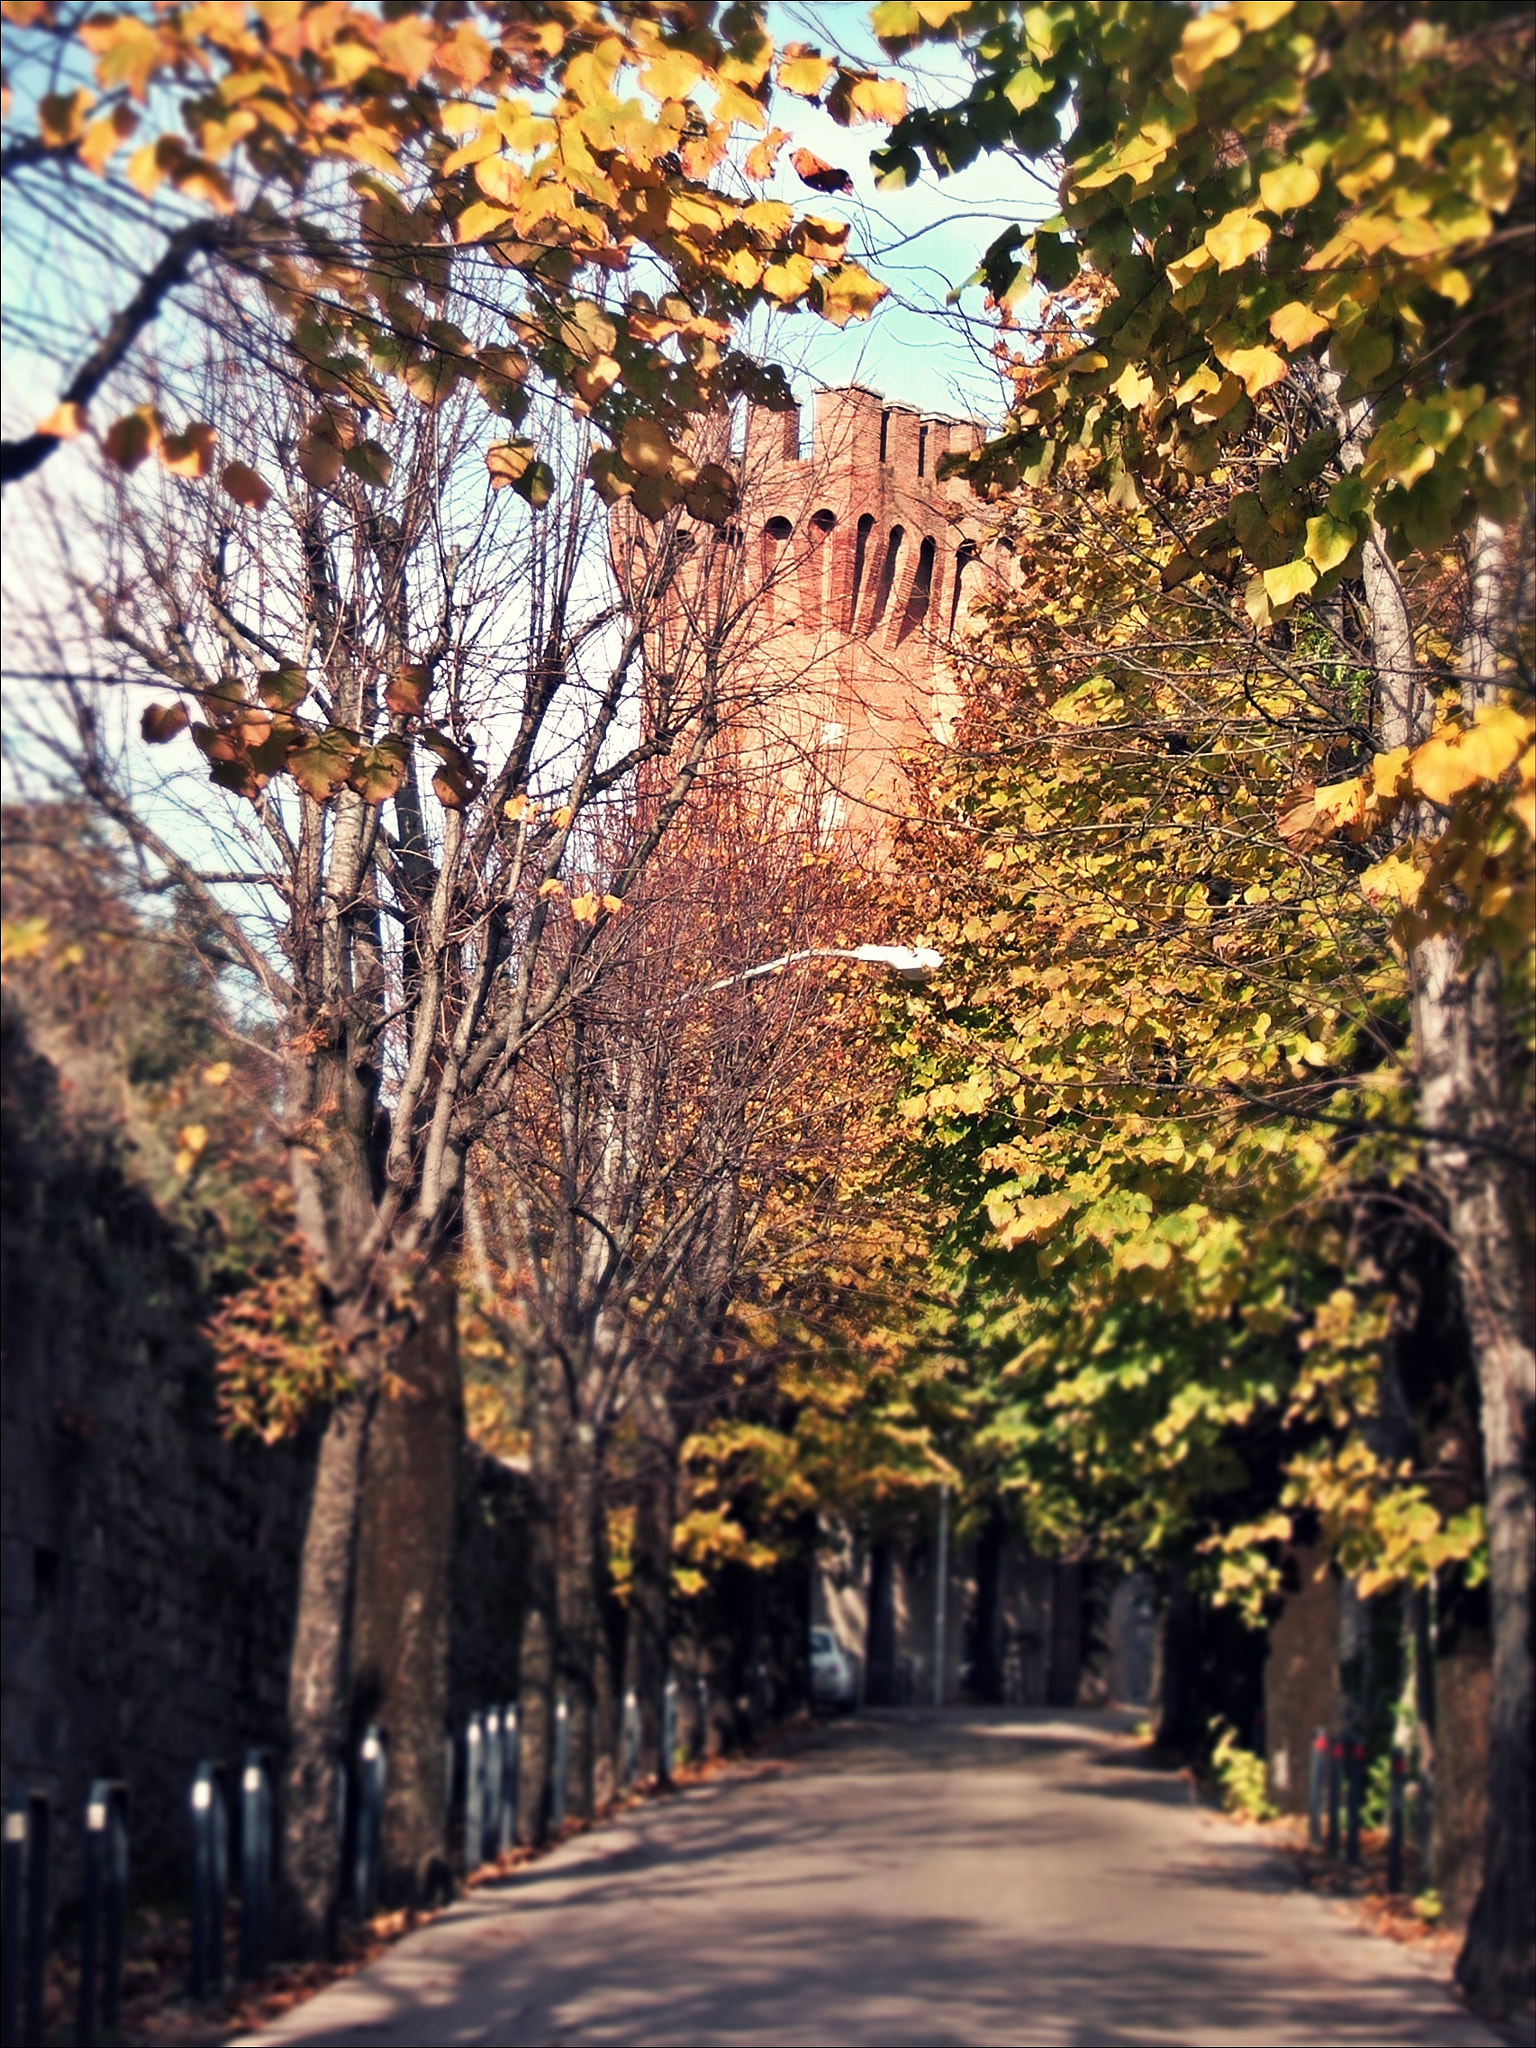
[622,383,1001,851]
[730,383,995,843]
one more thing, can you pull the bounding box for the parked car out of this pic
[809,1627,859,1713]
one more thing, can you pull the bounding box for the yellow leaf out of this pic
[486,441,534,489]
[1269,300,1330,349]
[504,794,529,823]
[763,255,815,304]
[551,805,575,829]
[1113,363,1155,410]
[620,417,677,479]
[1173,9,1243,91]
[1205,209,1271,271]
[1411,706,1533,805]
[474,155,523,206]
[77,105,136,173]
[779,51,835,98]
[159,420,216,478]
[641,47,706,101]
[203,1062,231,1086]
[179,1122,209,1156]
[569,892,601,924]
[35,401,85,440]
[812,262,887,328]
[574,355,621,405]
[538,878,566,898]
[456,200,516,244]
[1258,162,1321,214]
[377,15,437,86]
[77,13,163,100]
[1303,513,1354,573]
[847,74,908,125]
[1218,345,1288,398]
[1262,557,1318,606]
[220,461,272,510]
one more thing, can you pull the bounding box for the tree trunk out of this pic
[626,1408,677,1783]
[514,1355,560,1847]
[350,1280,461,1907]
[557,1421,603,1822]
[1351,501,1533,2013]
[281,1387,374,1955]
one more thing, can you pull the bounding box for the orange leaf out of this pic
[159,421,216,478]
[221,461,272,510]
[791,147,853,195]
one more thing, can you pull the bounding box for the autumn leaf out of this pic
[287,726,361,801]
[791,148,854,196]
[257,667,308,711]
[141,702,189,744]
[1204,209,1270,271]
[745,129,790,181]
[159,420,216,478]
[342,439,393,489]
[35,401,85,440]
[347,737,411,804]
[297,416,345,488]
[779,48,835,99]
[221,461,272,511]
[385,665,432,718]
[103,407,162,470]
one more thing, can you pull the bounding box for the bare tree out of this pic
[0,289,823,1938]
[467,763,884,1830]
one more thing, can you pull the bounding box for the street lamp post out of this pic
[687,943,943,999]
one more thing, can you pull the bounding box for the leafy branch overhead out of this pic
[874,1,1532,594]
[1,0,896,507]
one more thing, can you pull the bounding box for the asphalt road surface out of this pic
[238,1708,1497,2047]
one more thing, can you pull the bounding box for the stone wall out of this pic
[0,1002,314,1900]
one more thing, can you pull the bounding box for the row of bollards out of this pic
[1306,1730,1411,1890]
[2,1780,129,2048]
[188,1749,278,2000]
[3,1685,719,2040]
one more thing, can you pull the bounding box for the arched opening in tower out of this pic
[949,541,980,639]
[848,513,874,629]
[761,515,793,610]
[870,526,904,631]
[897,535,936,644]
[803,508,837,628]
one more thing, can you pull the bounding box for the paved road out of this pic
[239,1710,1496,2047]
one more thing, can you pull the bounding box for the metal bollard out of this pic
[238,1752,272,1981]
[694,1676,708,1764]
[1387,1749,1406,1893]
[497,1708,518,1858]
[190,1762,230,1999]
[353,1728,386,1921]
[1345,1738,1365,1866]
[23,1794,48,2048]
[621,1691,640,1790]
[77,1779,128,2048]
[1326,1736,1343,1859]
[660,1676,678,1782]
[463,1716,485,1871]
[482,1714,502,1867]
[2,1801,26,2048]
[550,1699,570,1835]
[1307,1729,1327,1849]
